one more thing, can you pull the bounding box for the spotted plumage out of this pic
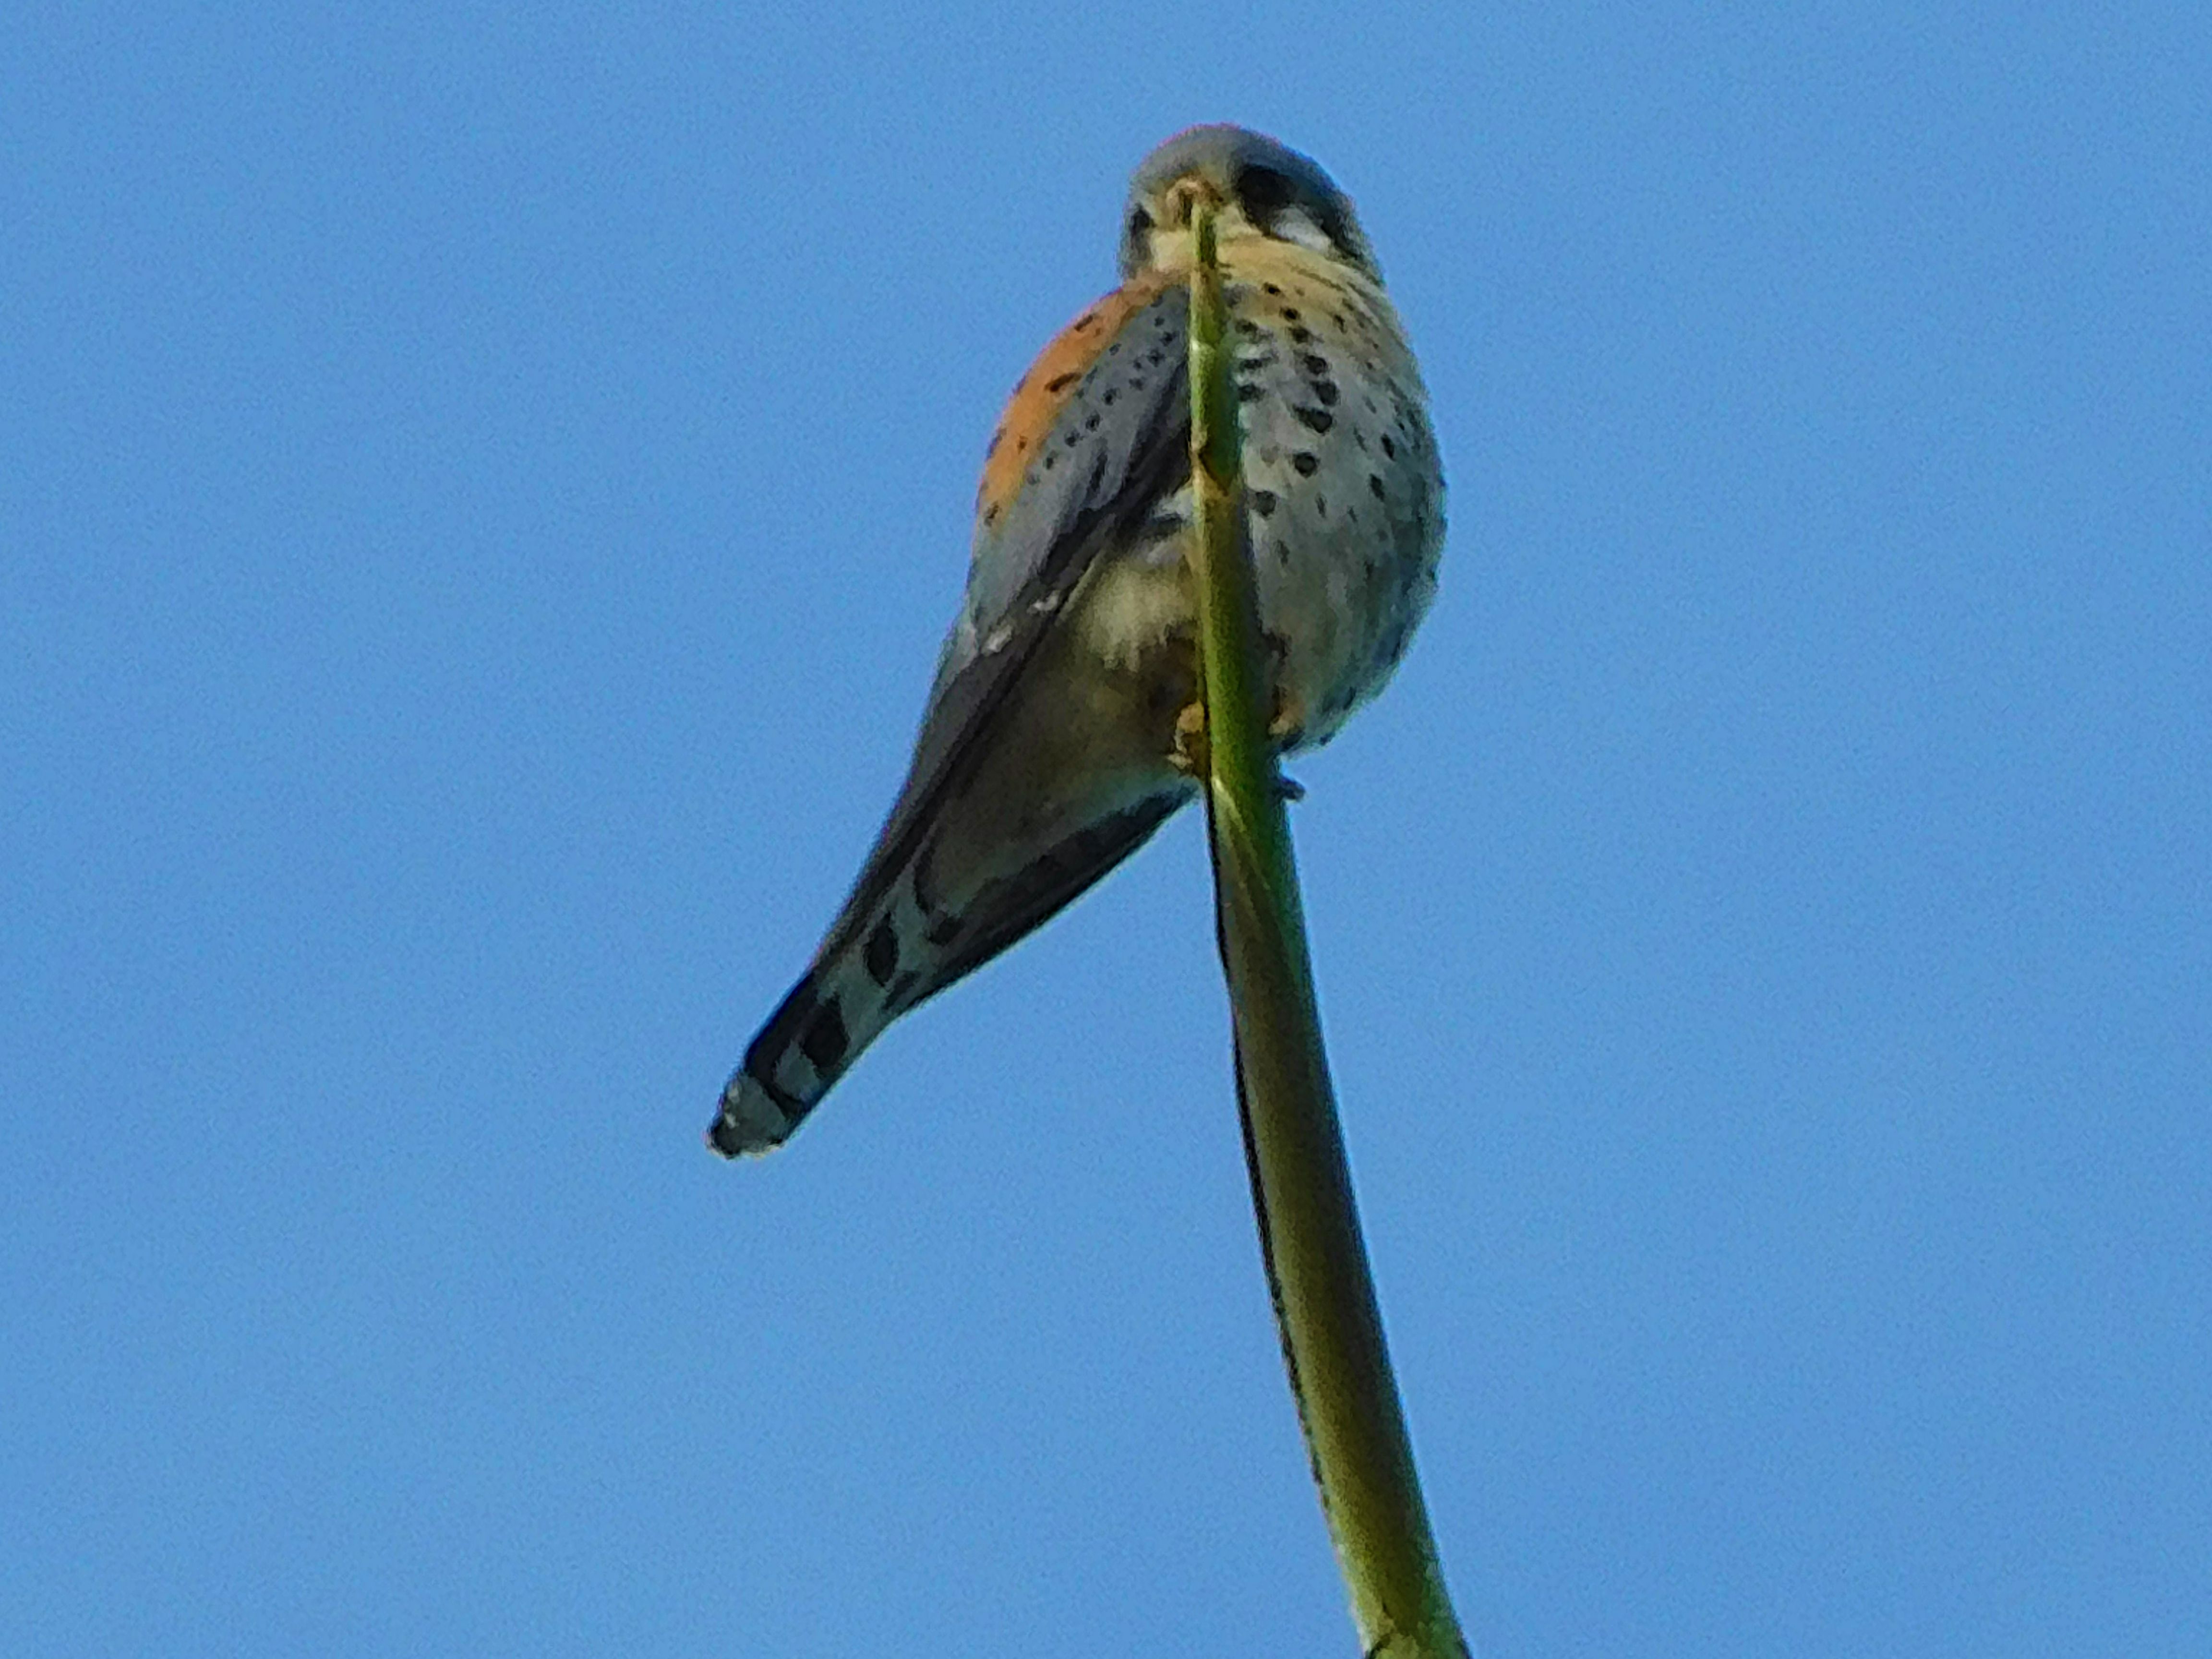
[711,125,1443,1156]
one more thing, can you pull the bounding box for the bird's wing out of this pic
[822,278,1192,950]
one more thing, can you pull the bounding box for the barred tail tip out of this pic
[708,1069,798,1158]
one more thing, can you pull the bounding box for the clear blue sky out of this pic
[5,5,2206,1655]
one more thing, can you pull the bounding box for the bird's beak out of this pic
[1158,172,1225,230]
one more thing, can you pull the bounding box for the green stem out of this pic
[1186,202,1468,1658]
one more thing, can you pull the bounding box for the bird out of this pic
[711,124,1444,1156]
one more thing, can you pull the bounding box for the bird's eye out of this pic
[1235,166,1298,223]
[1126,205,1154,240]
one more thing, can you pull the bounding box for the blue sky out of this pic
[5,4,2207,1654]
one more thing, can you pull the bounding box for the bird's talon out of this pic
[1169,700,1210,777]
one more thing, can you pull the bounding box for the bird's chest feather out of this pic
[1077,256,1440,742]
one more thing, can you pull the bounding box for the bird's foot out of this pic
[1169,699,1210,778]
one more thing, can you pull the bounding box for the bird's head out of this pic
[1117,125,1379,283]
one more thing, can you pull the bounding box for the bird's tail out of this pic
[709,962,881,1156]
[708,791,1183,1156]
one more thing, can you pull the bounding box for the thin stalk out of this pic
[1186,200,1468,1659]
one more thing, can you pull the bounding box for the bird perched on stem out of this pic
[712,124,1443,1156]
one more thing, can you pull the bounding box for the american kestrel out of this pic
[711,124,1443,1155]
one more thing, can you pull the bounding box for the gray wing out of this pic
[820,287,1191,951]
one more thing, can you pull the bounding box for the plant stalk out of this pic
[1185,199,1468,1659]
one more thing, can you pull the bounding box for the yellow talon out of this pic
[1169,700,1210,777]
